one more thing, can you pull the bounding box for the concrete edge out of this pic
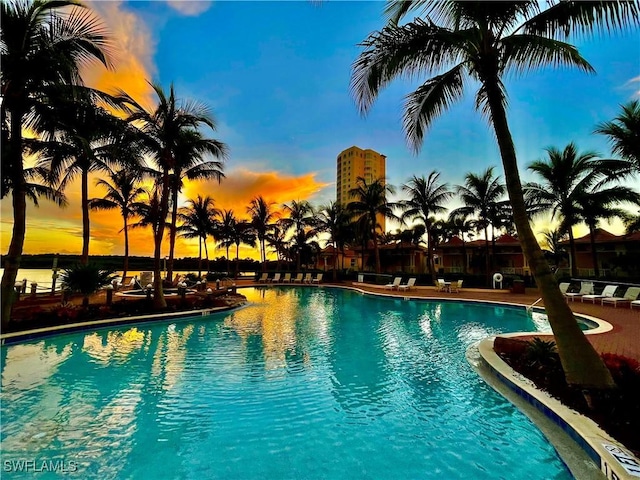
[474,337,640,480]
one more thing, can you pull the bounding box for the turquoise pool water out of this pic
[1,287,572,479]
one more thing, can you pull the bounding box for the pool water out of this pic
[1,287,572,479]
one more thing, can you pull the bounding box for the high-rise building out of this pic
[336,146,387,230]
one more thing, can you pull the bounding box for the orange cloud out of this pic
[83,1,157,108]
[167,0,213,16]
[183,168,332,217]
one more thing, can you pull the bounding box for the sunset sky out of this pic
[1,0,639,261]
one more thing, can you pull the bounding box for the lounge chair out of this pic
[282,273,292,283]
[450,279,463,293]
[436,278,447,292]
[268,273,281,283]
[257,273,269,283]
[601,286,640,308]
[631,299,640,310]
[311,273,323,284]
[581,284,618,303]
[398,278,416,291]
[292,273,304,283]
[119,276,135,291]
[302,273,313,283]
[564,282,594,302]
[384,277,402,290]
[558,282,570,295]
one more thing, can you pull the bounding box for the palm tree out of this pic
[316,201,352,280]
[525,143,630,277]
[451,167,505,282]
[232,220,257,277]
[36,94,135,264]
[1,0,112,327]
[280,200,316,271]
[247,196,278,270]
[350,0,639,389]
[217,209,237,275]
[119,83,222,308]
[166,128,227,282]
[446,212,475,274]
[595,100,640,173]
[575,187,640,277]
[348,177,396,273]
[398,172,452,282]
[89,166,147,280]
[624,210,640,234]
[177,195,220,279]
[266,223,290,271]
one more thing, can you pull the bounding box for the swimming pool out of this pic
[1,287,573,479]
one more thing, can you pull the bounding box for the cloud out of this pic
[182,168,332,217]
[627,75,640,98]
[83,1,157,108]
[167,0,213,16]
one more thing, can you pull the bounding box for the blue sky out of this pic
[4,1,639,256]
[130,0,639,196]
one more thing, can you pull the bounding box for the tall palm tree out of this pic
[348,177,396,273]
[350,0,639,389]
[451,167,505,281]
[88,166,147,280]
[1,0,112,327]
[446,212,475,274]
[575,187,640,277]
[525,143,629,277]
[247,196,278,270]
[398,171,452,282]
[266,223,289,271]
[177,195,219,279]
[280,200,316,271]
[316,201,352,280]
[595,100,640,173]
[36,94,135,264]
[166,128,227,282]
[119,83,222,308]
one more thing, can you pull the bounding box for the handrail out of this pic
[526,297,543,313]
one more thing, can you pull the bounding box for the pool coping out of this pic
[474,337,640,479]
[0,302,245,346]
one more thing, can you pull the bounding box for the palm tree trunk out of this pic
[373,226,381,273]
[333,241,338,281]
[1,108,27,329]
[226,246,231,274]
[153,169,169,309]
[198,237,202,278]
[235,243,240,278]
[81,167,90,265]
[123,216,130,280]
[588,226,599,277]
[167,185,179,281]
[484,228,490,285]
[486,84,614,389]
[427,228,436,283]
[204,236,210,275]
[568,228,578,278]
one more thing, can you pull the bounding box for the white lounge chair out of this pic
[257,273,269,283]
[398,278,416,291]
[564,282,594,302]
[559,282,570,295]
[601,286,640,308]
[449,279,463,293]
[581,284,618,303]
[281,273,292,283]
[630,299,640,310]
[268,273,281,283]
[311,273,323,284]
[384,277,402,290]
[292,273,304,283]
[436,278,447,292]
[302,273,313,283]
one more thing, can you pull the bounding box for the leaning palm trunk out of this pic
[167,186,179,281]
[152,171,169,309]
[486,85,614,388]
[1,109,27,329]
